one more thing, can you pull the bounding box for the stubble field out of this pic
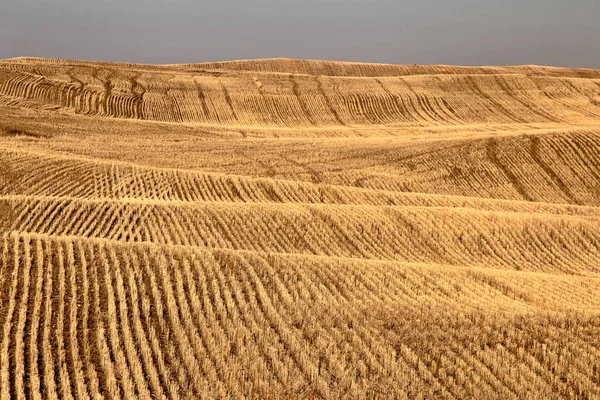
[1,56,600,399]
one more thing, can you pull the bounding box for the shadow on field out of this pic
[0,200,13,232]
[0,158,24,201]
[0,123,52,139]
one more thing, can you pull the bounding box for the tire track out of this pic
[193,79,210,121]
[219,80,239,123]
[289,75,316,126]
[128,73,145,120]
[466,76,526,123]
[529,136,580,205]
[314,76,346,126]
[93,68,115,117]
[494,76,563,123]
[486,138,535,201]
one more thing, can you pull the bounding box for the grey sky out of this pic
[1,0,599,68]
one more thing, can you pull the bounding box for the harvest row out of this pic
[3,139,600,208]
[1,232,599,399]
[1,63,600,126]
[3,195,599,273]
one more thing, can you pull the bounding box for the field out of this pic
[1,56,600,399]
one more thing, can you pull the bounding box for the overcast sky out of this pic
[1,0,599,68]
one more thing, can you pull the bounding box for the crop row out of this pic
[2,65,600,126]
[1,232,600,399]
[2,196,599,273]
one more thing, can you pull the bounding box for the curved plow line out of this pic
[108,247,154,398]
[0,236,23,400]
[208,252,292,392]
[38,237,60,398]
[97,244,139,398]
[175,252,247,397]
[72,241,102,399]
[24,238,45,400]
[12,236,32,400]
[242,255,332,398]
[130,249,183,399]
[161,249,236,397]
[125,251,176,399]
[255,254,398,382]
[223,254,300,393]
[143,249,225,397]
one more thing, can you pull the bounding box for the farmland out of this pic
[1,57,600,399]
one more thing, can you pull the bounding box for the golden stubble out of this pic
[0,57,600,399]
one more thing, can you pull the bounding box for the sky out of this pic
[1,0,599,68]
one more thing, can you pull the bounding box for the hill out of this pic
[1,57,600,399]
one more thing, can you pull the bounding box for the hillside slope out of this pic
[1,57,600,127]
[1,57,600,399]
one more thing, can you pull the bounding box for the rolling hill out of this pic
[1,57,600,399]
